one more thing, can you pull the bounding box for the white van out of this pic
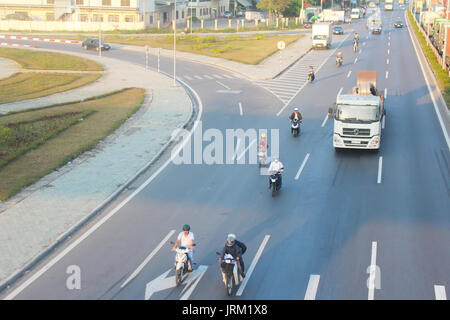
[351,8,360,19]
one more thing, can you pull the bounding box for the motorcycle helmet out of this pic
[261,133,266,138]
[227,233,236,246]
[294,107,299,111]
[182,224,190,231]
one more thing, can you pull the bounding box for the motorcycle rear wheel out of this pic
[175,268,182,286]
[226,276,233,296]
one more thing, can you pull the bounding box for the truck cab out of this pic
[330,71,386,151]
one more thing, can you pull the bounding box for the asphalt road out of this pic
[1,5,449,300]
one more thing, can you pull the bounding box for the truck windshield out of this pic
[336,105,379,122]
[313,35,327,40]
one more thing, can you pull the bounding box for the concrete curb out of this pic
[0,71,199,295]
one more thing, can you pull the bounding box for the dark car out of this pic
[372,26,382,34]
[394,20,403,28]
[82,38,111,51]
[333,26,344,35]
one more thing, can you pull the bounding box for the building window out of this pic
[182,11,184,19]
[46,12,54,21]
[121,0,130,6]
[176,10,179,19]
[47,0,55,4]
[76,0,83,5]
[125,15,135,22]
[93,14,103,22]
[79,14,88,21]
[150,15,153,24]
[108,15,119,22]
[102,0,111,6]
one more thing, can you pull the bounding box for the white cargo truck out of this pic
[312,22,332,49]
[330,71,385,151]
[351,8,361,19]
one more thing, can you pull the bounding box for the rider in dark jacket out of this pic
[219,234,246,282]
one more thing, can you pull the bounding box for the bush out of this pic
[203,36,218,43]
[215,48,225,53]
[0,125,15,146]
[254,34,265,40]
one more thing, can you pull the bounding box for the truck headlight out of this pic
[369,135,380,146]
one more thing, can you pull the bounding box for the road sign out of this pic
[277,41,286,50]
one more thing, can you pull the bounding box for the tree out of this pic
[257,0,292,18]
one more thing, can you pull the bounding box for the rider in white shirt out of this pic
[172,224,194,271]
[268,158,284,189]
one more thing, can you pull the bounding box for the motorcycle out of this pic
[269,170,282,197]
[171,241,195,286]
[216,252,242,296]
[336,57,343,67]
[353,40,358,52]
[258,146,267,168]
[308,71,315,83]
[290,118,301,137]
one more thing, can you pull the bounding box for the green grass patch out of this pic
[0,47,103,71]
[0,87,145,201]
[104,34,303,65]
[0,72,101,104]
[407,10,450,108]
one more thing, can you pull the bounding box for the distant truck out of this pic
[385,0,394,11]
[330,71,385,151]
[312,22,332,49]
[351,8,361,19]
[367,15,383,34]
[320,9,345,23]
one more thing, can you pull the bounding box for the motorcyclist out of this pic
[289,108,302,134]
[172,224,194,272]
[259,133,268,153]
[219,234,246,284]
[308,66,315,81]
[336,52,343,64]
[354,32,359,44]
[268,158,284,190]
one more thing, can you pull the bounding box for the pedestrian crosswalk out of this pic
[178,73,245,81]
[253,48,337,105]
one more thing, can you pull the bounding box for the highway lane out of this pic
[1,6,449,300]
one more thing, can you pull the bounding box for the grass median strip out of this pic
[0,72,101,104]
[0,47,103,71]
[105,34,303,65]
[407,10,450,107]
[0,87,145,201]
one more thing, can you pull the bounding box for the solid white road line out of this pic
[377,157,383,184]
[295,153,310,180]
[384,88,387,99]
[368,241,378,300]
[121,230,176,288]
[236,235,270,296]
[338,87,343,96]
[236,139,256,161]
[321,114,329,127]
[382,116,385,129]
[434,285,447,300]
[304,275,320,300]
[347,70,352,78]
[238,102,243,116]
[3,79,204,300]
[216,81,231,90]
[386,71,389,79]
